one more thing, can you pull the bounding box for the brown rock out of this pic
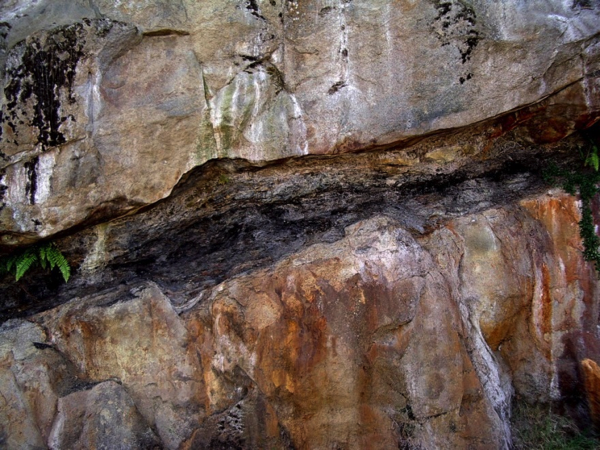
[581,358,600,431]
[0,186,599,448]
[186,216,509,449]
[0,319,76,448]
[38,283,206,449]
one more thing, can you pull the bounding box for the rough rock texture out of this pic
[0,0,599,241]
[581,358,600,431]
[1,1,600,449]
[1,190,599,449]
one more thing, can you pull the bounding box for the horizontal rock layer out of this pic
[1,1,600,449]
[0,0,599,241]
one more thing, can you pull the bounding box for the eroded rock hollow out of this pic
[1,1,600,449]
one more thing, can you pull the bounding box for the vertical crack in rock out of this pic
[459,296,514,447]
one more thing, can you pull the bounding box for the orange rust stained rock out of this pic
[3,194,600,447]
[521,194,597,331]
[539,263,554,339]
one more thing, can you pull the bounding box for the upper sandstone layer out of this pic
[0,0,599,241]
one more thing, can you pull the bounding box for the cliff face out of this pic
[1,1,600,449]
[1,0,599,241]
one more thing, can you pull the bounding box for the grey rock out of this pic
[47,380,160,450]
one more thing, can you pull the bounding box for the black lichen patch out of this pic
[431,0,480,64]
[0,21,10,40]
[245,0,267,21]
[572,0,598,9]
[459,72,473,84]
[24,156,39,205]
[328,80,347,95]
[3,23,85,149]
[0,169,6,212]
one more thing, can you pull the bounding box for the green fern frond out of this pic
[4,254,19,272]
[38,245,47,269]
[0,242,71,283]
[45,243,70,282]
[15,248,38,281]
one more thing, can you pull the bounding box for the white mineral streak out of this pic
[290,93,309,155]
[34,151,55,205]
[460,299,513,448]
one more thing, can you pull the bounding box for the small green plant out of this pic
[511,402,600,449]
[217,174,230,185]
[1,242,71,282]
[544,137,600,275]
[584,134,600,172]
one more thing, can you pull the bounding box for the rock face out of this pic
[0,0,599,241]
[1,192,599,449]
[1,1,600,449]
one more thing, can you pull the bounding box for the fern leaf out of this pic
[38,245,47,270]
[46,244,70,282]
[586,150,600,172]
[4,254,18,272]
[15,249,38,281]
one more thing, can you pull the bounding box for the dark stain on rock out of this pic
[459,72,473,84]
[245,0,267,21]
[319,6,334,16]
[24,156,39,205]
[572,0,598,9]
[142,29,190,37]
[3,23,85,149]
[328,81,347,95]
[0,169,6,212]
[431,0,480,65]
[0,21,10,39]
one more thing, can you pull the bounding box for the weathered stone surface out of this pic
[1,186,598,448]
[1,1,600,448]
[0,0,599,241]
[183,216,508,448]
[47,380,160,450]
[581,358,600,431]
[0,319,80,448]
[38,283,206,449]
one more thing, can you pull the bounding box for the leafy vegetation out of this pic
[511,402,599,450]
[543,131,600,274]
[0,242,70,282]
